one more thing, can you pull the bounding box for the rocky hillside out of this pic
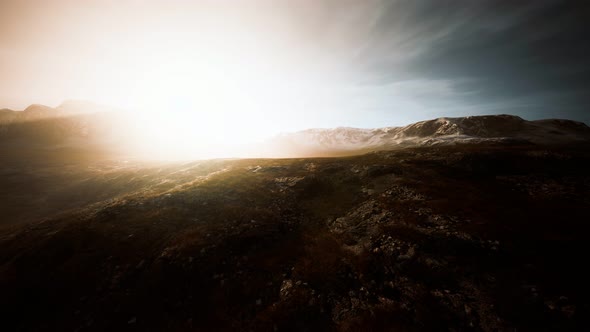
[1,144,589,331]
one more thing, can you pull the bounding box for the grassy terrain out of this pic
[0,143,589,331]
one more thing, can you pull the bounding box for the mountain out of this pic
[2,106,590,159]
[1,108,589,330]
[0,108,17,123]
[0,102,132,156]
[22,103,56,114]
[268,115,590,157]
[0,100,115,124]
[0,104,56,123]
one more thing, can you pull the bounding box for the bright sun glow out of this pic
[109,19,289,159]
[1,3,351,160]
[90,15,331,160]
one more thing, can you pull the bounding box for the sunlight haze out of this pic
[1,0,589,158]
[0,0,377,154]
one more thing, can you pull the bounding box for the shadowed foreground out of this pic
[1,144,589,331]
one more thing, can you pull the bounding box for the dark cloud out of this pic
[356,0,590,123]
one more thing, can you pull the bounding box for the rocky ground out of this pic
[1,143,589,331]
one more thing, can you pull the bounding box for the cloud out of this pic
[353,0,590,123]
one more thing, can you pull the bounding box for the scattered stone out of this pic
[280,280,294,299]
[399,246,416,260]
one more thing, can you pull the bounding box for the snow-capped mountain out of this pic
[268,115,590,157]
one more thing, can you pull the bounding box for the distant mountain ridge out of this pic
[1,104,589,158]
[269,115,590,157]
[0,100,115,124]
[0,101,129,150]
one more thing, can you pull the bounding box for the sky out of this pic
[1,0,589,139]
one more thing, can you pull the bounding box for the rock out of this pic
[399,246,416,260]
[280,280,294,299]
[274,177,305,189]
[247,165,262,172]
[305,163,317,172]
